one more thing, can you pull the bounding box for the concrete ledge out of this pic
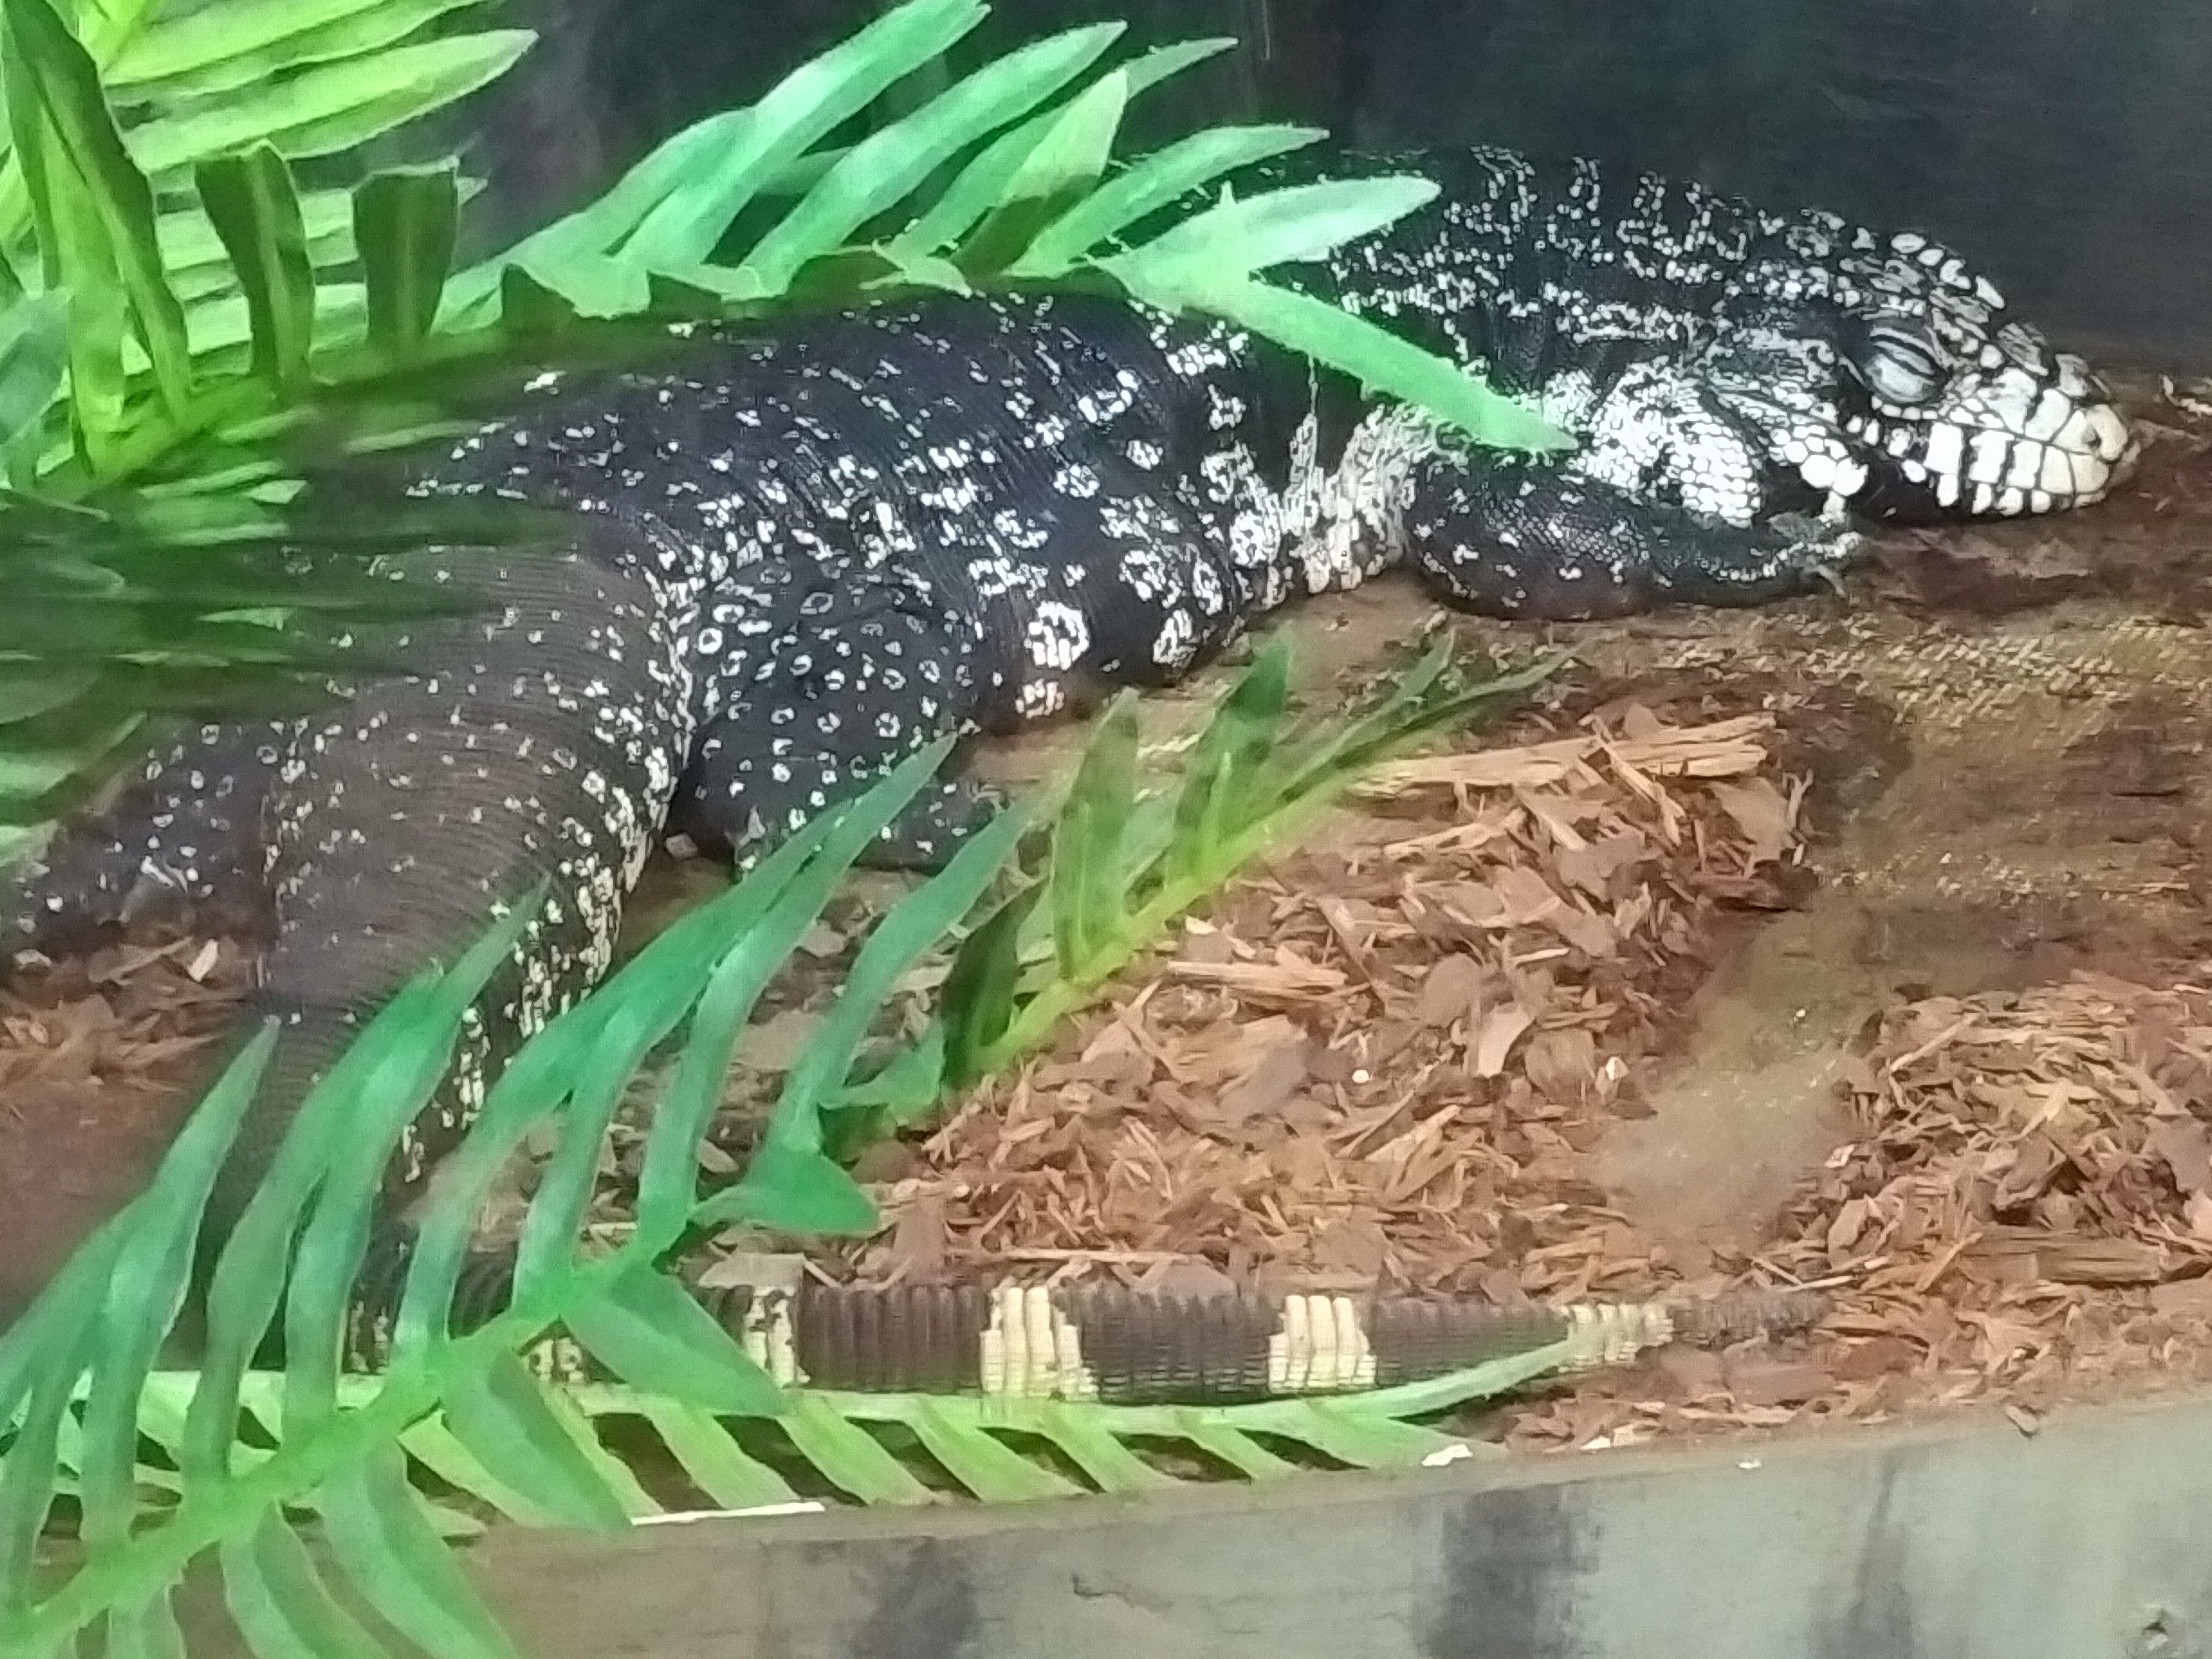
[185,1389,2212,1659]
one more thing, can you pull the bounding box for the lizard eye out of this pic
[1849,321,1947,408]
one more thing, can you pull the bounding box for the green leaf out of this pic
[635,1400,798,1509]
[888,66,1127,259]
[440,1353,632,1532]
[770,795,1029,1152]
[52,238,129,466]
[196,145,315,387]
[1030,1403,1173,1494]
[3,36,125,471]
[0,665,91,724]
[158,185,378,282]
[1118,174,1438,282]
[1272,642,1559,802]
[1011,123,1324,277]
[399,1412,574,1526]
[445,0,986,322]
[125,31,534,184]
[1268,1400,1467,1468]
[616,0,988,274]
[355,163,458,357]
[940,884,1036,1088]
[831,1018,946,1133]
[0,288,67,452]
[109,0,494,100]
[3,0,194,417]
[399,837,838,1339]
[391,1021,605,1362]
[79,1024,276,1553]
[512,985,701,1297]
[628,821,861,1242]
[565,1263,783,1416]
[103,1590,186,1659]
[879,34,1239,264]
[701,1144,874,1236]
[1176,1418,1296,1481]
[284,895,540,1391]
[907,1402,1079,1502]
[0,1213,124,1427]
[857,241,970,296]
[1112,36,1240,94]
[444,112,749,322]
[1048,689,1135,973]
[742,21,1125,294]
[777,1395,935,1506]
[320,1444,520,1659]
[0,1309,94,1629]
[633,739,961,1233]
[220,1514,388,1659]
[1110,268,1572,453]
[1169,635,1289,882]
[988,67,1126,207]
[0,704,139,809]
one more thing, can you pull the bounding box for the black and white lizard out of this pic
[1,145,2136,1374]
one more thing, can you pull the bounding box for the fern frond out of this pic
[0,0,1571,874]
[0,742,991,1658]
[821,633,1562,1152]
[0,632,1562,1659]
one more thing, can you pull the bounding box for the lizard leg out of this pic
[208,540,696,1242]
[671,566,1000,874]
[1403,456,1867,621]
[1,725,279,961]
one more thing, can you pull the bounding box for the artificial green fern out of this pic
[0,0,1573,840]
[0,10,1592,1652]
[0,631,1554,1659]
[800,632,1563,1162]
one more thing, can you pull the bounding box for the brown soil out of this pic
[0,935,250,1326]
[11,369,2212,1448]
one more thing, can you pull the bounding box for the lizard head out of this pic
[1834,303,2138,522]
[1591,223,2138,537]
[1786,225,2139,522]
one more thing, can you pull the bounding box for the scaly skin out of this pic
[1,146,2136,1350]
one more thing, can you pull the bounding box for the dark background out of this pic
[456,0,2210,369]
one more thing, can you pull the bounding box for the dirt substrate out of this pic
[8,369,2212,1451]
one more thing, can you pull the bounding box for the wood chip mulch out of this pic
[1499,972,2212,1450]
[11,706,2212,1451]
[813,708,1799,1307]
[758,704,2212,1447]
[0,932,254,1320]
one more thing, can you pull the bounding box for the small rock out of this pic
[740,1007,824,1074]
[1131,1257,1238,1299]
[1831,1335,1920,1382]
[696,1251,806,1292]
[2151,1276,2212,1317]
[1722,1354,1831,1407]
[850,1140,917,1185]
[1655,1347,1726,1400]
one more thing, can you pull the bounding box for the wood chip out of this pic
[1357,715,1774,799]
[1471,1005,1536,1078]
[1416,954,1487,1028]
